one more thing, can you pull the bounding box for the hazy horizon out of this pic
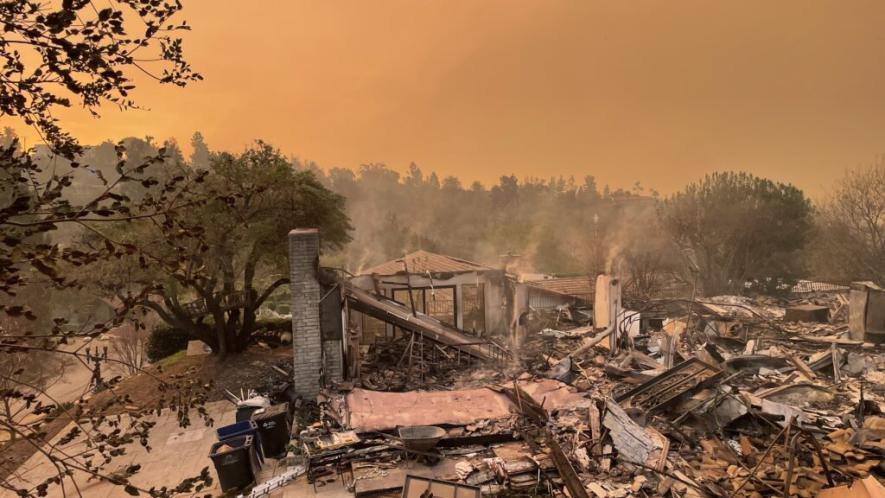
[5,0,885,197]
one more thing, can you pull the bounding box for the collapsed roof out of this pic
[525,276,595,302]
[344,285,510,363]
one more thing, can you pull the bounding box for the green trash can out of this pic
[209,434,259,492]
[251,403,291,457]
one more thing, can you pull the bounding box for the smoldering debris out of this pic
[218,270,885,498]
[268,284,882,498]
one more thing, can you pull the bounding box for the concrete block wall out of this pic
[289,229,322,398]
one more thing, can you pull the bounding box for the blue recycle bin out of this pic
[209,435,260,492]
[216,420,264,464]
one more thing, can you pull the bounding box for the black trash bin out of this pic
[209,435,260,492]
[236,404,263,423]
[251,403,291,457]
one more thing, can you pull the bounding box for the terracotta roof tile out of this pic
[526,276,595,298]
[359,250,494,276]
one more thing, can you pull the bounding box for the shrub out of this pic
[146,326,192,362]
[46,401,75,422]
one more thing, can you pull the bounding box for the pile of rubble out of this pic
[291,291,884,497]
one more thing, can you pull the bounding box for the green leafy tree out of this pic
[0,2,212,495]
[92,142,352,356]
[189,132,211,169]
[660,172,813,295]
[0,0,200,157]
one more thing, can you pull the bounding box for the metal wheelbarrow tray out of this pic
[397,425,446,452]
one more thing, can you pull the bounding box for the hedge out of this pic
[146,326,192,362]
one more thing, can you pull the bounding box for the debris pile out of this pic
[226,285,883,498]
[340,291,881,495]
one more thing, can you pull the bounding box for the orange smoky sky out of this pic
[5,0,885,196]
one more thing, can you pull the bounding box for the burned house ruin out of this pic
[350,250,512,337]
[288,234,516,397]
[286,231,621,397]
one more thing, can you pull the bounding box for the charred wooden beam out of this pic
[547,431,590,498]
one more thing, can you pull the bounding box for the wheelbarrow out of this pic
[397,425,446,452]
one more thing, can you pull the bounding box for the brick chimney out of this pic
[288,228,322,398]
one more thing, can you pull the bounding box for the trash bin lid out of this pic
[252,402,288,420]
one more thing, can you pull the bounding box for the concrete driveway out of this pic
[3,400,236,498]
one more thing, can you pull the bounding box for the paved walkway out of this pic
[3,400,236,498]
